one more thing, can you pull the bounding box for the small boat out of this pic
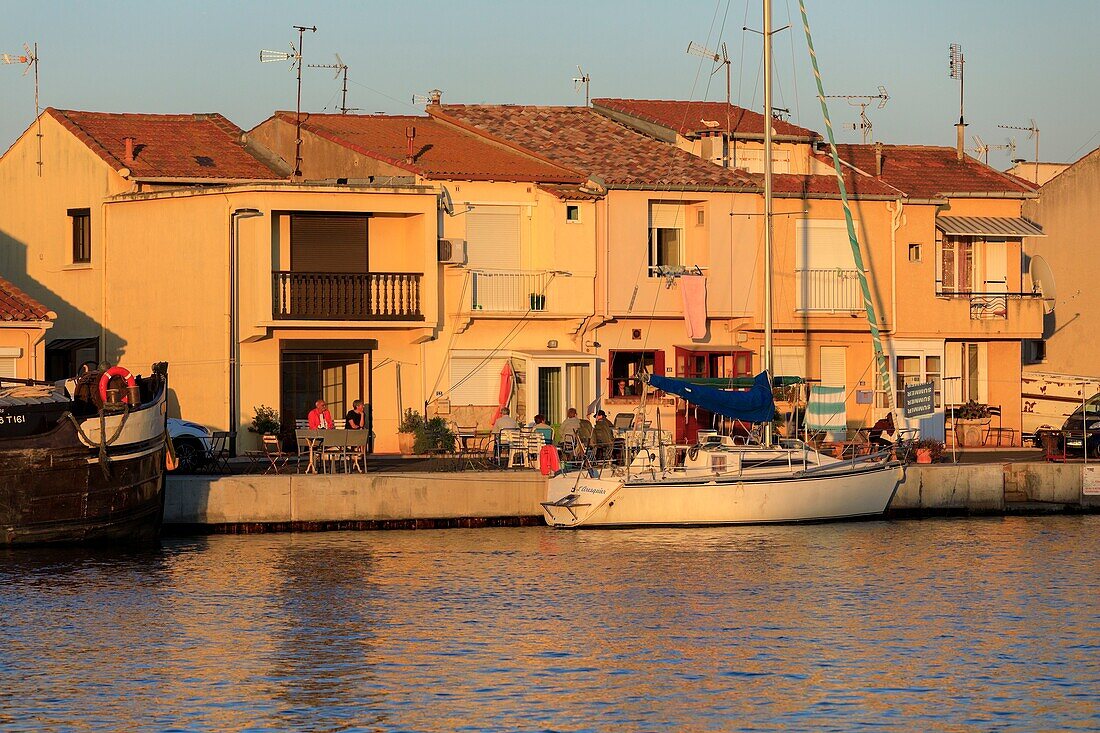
[0,363,169,545]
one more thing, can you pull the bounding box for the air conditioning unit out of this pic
[438,238,466,265]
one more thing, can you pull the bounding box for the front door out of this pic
[674,349,752,443]
[537,366,562,425]
[280,351,371,450]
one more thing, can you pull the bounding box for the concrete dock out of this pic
[164,461,1100,533]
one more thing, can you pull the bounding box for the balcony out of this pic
[935,290,1038,321]
[796,269,863,312]
[272,271,423,321]
[471,270,553,312]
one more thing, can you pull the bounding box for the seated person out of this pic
[592,410,615,458]
[345,400,366,430]
[574,416,594,458]
[868,412,896,448]
[492,407,519,434]
[531,414,554,444]
[558,408,581,445]
[308,399,334,429]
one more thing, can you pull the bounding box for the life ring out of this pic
[99,366,137,404]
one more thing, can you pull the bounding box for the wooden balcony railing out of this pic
[272,271,423,321]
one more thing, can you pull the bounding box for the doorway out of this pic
[280,347,372,450]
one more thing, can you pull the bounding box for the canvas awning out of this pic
[45,337,99,351]
[935,216,1045,237]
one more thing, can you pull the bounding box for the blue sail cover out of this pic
[649,371,776,423]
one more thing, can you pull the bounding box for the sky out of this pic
[2,0,1098,168]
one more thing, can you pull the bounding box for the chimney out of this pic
[405,126,416,163]
[427,89,442,106]
[123,136,136,166]
[874,141,884,176]
[955,122,966,161]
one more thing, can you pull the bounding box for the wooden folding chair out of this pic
[262,434,292,474]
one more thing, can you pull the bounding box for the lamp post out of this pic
[230,208,264,456]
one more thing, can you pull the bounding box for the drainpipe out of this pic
[229,208,264,456]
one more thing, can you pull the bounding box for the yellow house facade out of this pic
[0,276,54,381]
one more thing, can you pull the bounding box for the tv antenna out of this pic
[309,53,358,114]
[411,89,443,107]
[826,86,888,144]
[999,119,1039,183]
[572,66,591,107]
[686,40,731,167]
[971,134,1016,165]
[2,43,42,175]
[949,42,966,148]
[260,24,316,177]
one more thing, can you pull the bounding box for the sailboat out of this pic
[541,0,905,528]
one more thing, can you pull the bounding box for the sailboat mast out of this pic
[762,0,775,445]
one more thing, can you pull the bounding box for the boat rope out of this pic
[796,0,893,409]
[64,404,131,479]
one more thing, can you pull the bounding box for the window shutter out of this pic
[649,203,685,229]
[820,346,847,387]
[795,220,860,271]
[449,357,508,405]
[772,346,807,378]
[291,216,369,273]
[0,357,15,379]
[465,207,521,270]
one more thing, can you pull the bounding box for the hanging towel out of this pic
[806,385,848,442]
[680,275,708,340]
[539,445,561,476]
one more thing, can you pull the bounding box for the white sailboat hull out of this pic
[542,463,904,528]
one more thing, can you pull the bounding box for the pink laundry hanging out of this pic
[680,274,708,340]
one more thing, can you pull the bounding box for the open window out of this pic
[608,350,663,397]
[648,202,684,276]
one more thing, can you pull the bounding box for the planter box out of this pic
[397,432,416,455]
[955,418,990,447]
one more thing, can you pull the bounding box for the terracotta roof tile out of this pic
[536,183,605,201]
[48,108,281,180]
[825,144,1035,198]
[593,98,818,139]
[278,112,583,183]
[434,104,757,189]
[772,171,900,197]
[0,276,51,322]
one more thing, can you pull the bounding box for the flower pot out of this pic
[915,448,933,464]
[398,432,416,455]
[955,418,990,447]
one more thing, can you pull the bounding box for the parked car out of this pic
[1057,393,1100,457]
[167,418,213,473]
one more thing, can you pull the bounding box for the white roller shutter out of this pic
[795,220,861,270]
[649,202,686,229]
[449,356,508,406]
[465,206,521,270]
[820,346,847,387]
[772,346,806,378]
[0,348,19,379]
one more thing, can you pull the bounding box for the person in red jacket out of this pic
[307,399,334,429]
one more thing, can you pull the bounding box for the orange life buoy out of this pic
[98,366,137,404]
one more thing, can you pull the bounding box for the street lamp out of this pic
[230,208,264,456]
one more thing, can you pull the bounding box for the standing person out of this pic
[558,407,581,445]
[307,399,334,429]
[345,400,366,430]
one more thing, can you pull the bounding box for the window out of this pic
[290,215,368,273]
[875,351,943,409]
[676,349,751,380]
[609,350,663,397]
[939,235,973,294]
[69,208,91,264]
[565,205,580,223]
[908,243,922,262]
[0,348,19,379]
[1023,339,1046,365]
[466,206,521,270]
[696,209,705,226]
[449,356,509,406]
[648,202,684,275]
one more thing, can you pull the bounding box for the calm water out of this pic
[1,517,1097,732]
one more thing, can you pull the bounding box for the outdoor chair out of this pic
[613,412,635,432]
[500,429,530,468]
[983,406,1017,446]
[460,433,494,471]
[261,434,293,474]
[203,431,232,473]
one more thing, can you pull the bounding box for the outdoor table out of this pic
[295,429,370,473]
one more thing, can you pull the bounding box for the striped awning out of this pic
[936,216,1045,237]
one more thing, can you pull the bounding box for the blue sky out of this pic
[2,0,1097,167]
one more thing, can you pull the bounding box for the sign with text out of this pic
[1084,466,1100,496]
[903,381,936,419]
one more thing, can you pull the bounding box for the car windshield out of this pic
[1064,393,1100,428]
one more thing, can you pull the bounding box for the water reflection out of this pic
[0,517,1096,731]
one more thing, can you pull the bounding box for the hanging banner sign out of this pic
[903,381,936,419]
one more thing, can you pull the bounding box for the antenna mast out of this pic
[687,40,732,168]
[999,120,1039,183]
[260,25,316,177]
[572,66,591,107]
[949,42,966,159]
[826,85,888,144]
[309,54,357,114]
[2,43,41,175]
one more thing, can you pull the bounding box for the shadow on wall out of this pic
[0,228,128,366]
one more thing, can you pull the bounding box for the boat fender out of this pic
[99,366,137,405]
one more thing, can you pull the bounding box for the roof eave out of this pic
[938,191,1039,199]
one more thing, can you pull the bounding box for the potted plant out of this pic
[954,400,991,447]
[248,404,281,436]
[397,409,424,455]
[913,438,945,464]
[414,416,458,455]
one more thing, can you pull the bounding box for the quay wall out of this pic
[164,463,1099,532]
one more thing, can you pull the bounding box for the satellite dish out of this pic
[439,185,455,216]
[1030,255,1057,314]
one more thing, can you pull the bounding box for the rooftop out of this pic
[433,104,757,189]
[276,112,584,183]
[47,108,282,180]
[0,276,52,322]
[827,144,1036,198]
[593,98,819,140]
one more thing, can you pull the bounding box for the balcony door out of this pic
[795,220,862,311]
[291,215,368,273]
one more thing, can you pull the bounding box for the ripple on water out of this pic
[0,517,1097,732]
